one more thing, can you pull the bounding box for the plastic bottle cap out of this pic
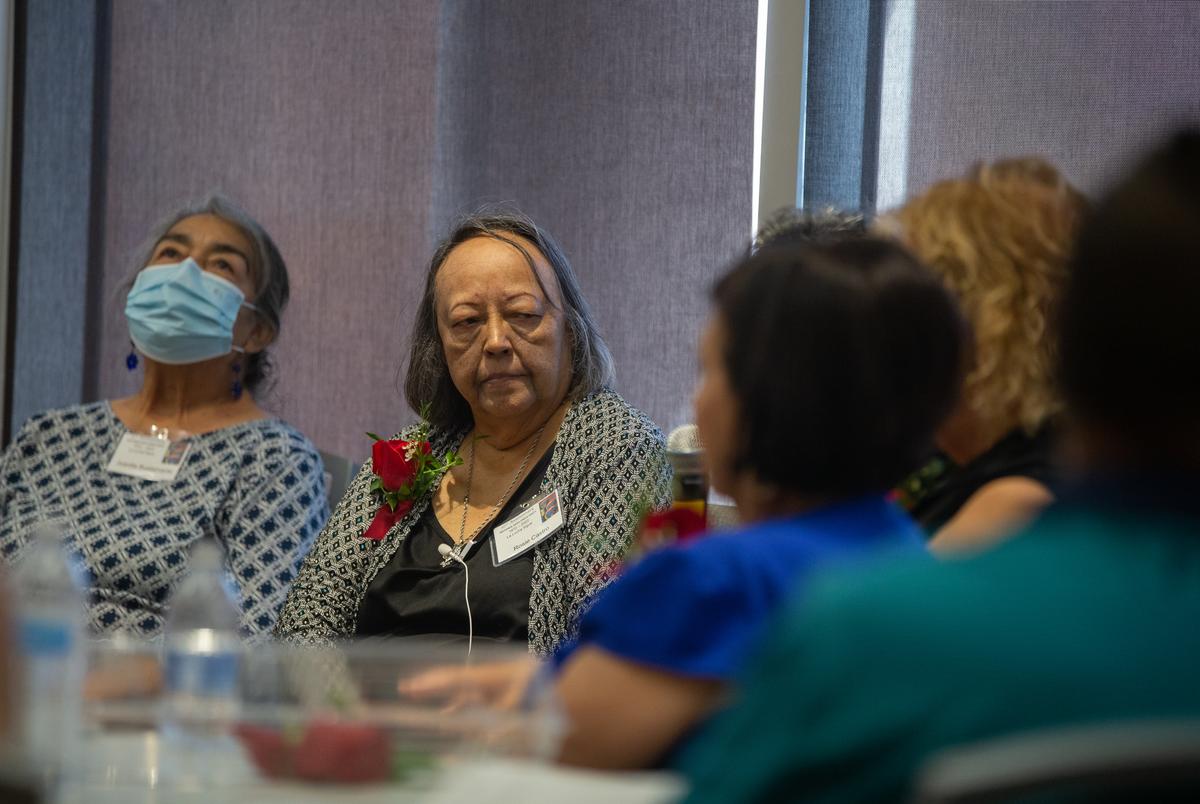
[189,540,224,571]
[31,522,63,543]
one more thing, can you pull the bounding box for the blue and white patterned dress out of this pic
[0,401,329,639]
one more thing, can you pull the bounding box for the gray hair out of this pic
[405,206,615,431]
[752,206,869,253]
[127,194,289,394]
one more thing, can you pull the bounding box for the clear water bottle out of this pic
[160,540,243,784]
[13,523,86,783]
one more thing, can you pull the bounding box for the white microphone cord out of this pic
[437,543,473,659]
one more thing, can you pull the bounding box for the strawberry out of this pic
[292,720,393,784]
[233,723,293,779]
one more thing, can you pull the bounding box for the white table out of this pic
[55,731,685,804]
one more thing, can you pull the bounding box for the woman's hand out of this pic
[398,656,540,711]
[84,654,164,702]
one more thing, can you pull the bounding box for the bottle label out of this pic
[20,617,73,657]
[165,650,240,696]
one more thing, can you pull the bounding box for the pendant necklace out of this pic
[441,422,547,568]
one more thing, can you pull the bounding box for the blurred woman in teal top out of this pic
[546,236,965,768]
[680,130,1200,804]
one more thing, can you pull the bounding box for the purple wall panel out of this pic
[97,0,440,459]
[902,0,1200,199]
[92,0,756,460]
[434,0,757,433]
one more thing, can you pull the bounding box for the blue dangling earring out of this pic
[231,358,243,400]
[126,342,139,371]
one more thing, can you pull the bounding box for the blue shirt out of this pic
[554,494,925,680]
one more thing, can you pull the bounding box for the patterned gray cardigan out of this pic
[274,389,671,655]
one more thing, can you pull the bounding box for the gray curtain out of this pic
[434,0,757,437]
[7,0,103,436]
[882,0,1200,206]
[800,0,1200,211]
[802,0,885,212]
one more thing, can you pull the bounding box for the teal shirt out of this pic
[679,499,1200,803]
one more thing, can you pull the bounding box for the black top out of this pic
[905,427,1057,535]
[354,445,555,641]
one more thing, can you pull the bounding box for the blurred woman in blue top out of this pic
[405,226,967,768]
[546,235,966,768]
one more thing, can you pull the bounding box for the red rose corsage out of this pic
[362,413,461,541]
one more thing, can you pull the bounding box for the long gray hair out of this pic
[405,207,615,431]
[127,194,289,394]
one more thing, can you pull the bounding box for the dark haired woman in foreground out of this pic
[408,235,967,768]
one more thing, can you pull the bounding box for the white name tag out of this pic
[491,488,565,566]
[107,433,191,482]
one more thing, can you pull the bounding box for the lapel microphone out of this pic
[438,543,473,658]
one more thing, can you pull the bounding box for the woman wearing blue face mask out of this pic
[0,195,329,640]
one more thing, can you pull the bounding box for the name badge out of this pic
[107,433,191,482]
[491,488,565,566]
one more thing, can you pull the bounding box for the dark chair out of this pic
[914,719,1200,803]
[318,450,359,512]
[0,765,40,804]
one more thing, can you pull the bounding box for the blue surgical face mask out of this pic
[125,258,258,365]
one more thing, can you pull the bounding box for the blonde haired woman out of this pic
[892,159,1087,552]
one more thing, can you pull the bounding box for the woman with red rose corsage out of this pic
[275,208,671,654]
[402,219,967,770]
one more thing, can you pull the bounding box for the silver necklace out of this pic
[441,422,547,568]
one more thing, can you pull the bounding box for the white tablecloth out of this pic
[55,731,685,804]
